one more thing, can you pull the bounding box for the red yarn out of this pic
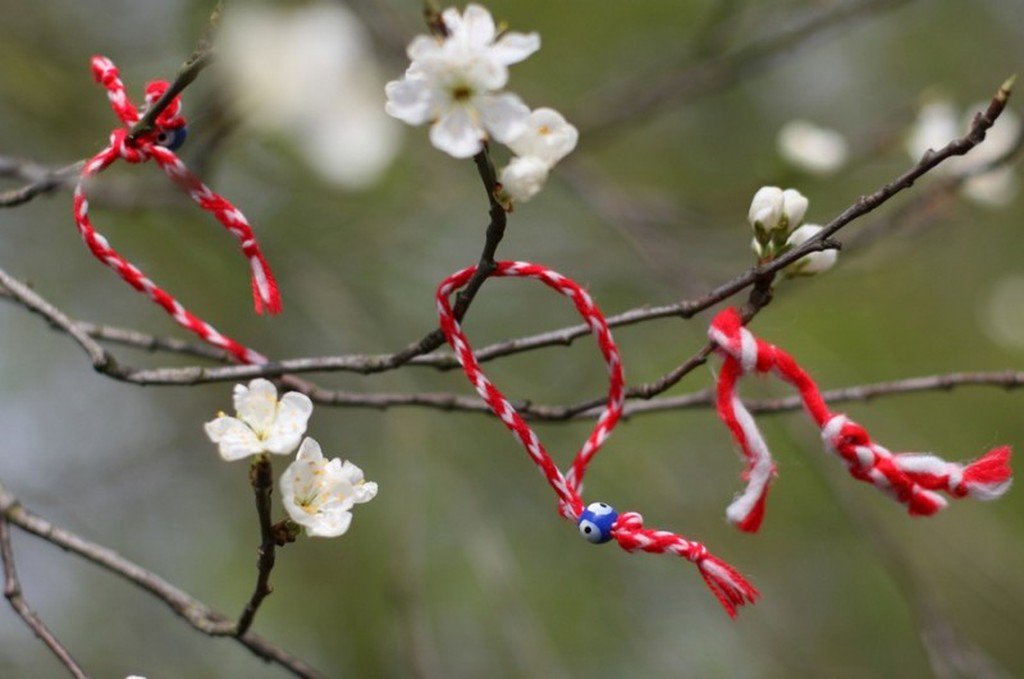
[709,307,1013,532]
[75,55,281,363]
[437,262,757,617]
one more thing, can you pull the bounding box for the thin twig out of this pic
[0,480,323,678]
[0,159,83,208]
[232,456,278,637]
[0,514,88,678]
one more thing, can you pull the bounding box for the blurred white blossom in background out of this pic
[907,98,1021,207]
[777,120,849,176]
[983,275,1024,350]
[218,2,400,189]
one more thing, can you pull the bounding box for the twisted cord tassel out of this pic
[612,512,758,618]
[437,262,757,617]
[709,307,1012,532]
[74,56,280,363]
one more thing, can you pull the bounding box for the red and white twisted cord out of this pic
[74,55,280,364]
[438,262,757,617]
[709,307,1013,532]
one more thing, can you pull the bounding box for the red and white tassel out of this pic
[709,307,1013,531]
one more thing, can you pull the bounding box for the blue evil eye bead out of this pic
[155,126,188,151]
[577,501,618,544]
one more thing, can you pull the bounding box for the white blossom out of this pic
[508,108,578,166]
[385,4,539,158]
[281,438,378,538]
[748,186,807,233]
[500,155,549,202]
[204,379,313,461]
[218,2,400,189]
[786,224,838,275]
[777,120,849,176]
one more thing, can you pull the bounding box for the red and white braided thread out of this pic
[709,307,1013,532]
[437,262,758,617]
[74,55,280,363]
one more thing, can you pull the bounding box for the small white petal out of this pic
[476,93,530,144]
[907,100,959,161]
[490,32,541,65]
[264,392,314,455]
[500,156,549,202]
[233,379,279,435]
[204,416,263,461]
[385,76,435,125]
[430,107,484,158]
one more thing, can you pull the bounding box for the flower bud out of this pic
[781,188,808,229]
[786,224,837,275]
[500,155,550,202]
[748,186,784,231]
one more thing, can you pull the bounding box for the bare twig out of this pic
[0,515,88,678]
[0,159,83,208]
[0,480,323,678]
[232,456,279,637]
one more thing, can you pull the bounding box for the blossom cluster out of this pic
[385,4,577,202]
[748,186,837,275]
[205,379,377,538]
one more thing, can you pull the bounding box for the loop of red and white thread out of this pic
[437,262,758,617]
[74,55,280,364]
[709,307,1013,533]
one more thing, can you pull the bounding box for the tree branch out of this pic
[0,514,88,678]
[0,480,323,678]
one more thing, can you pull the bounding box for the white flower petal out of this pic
[385,76,435,125]
[305,508,353,538]
[430,106,484,158]
[476,93,530,144]
[204,416,264,461]
[264,392,313,455]
[233,379,279,434]
[295,437,323,463]
[407,35,443,62]
[460,4,496,50]
[490,32,540,65]
[352,480,379,505]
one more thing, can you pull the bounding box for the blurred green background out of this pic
[1,0,1023,676]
